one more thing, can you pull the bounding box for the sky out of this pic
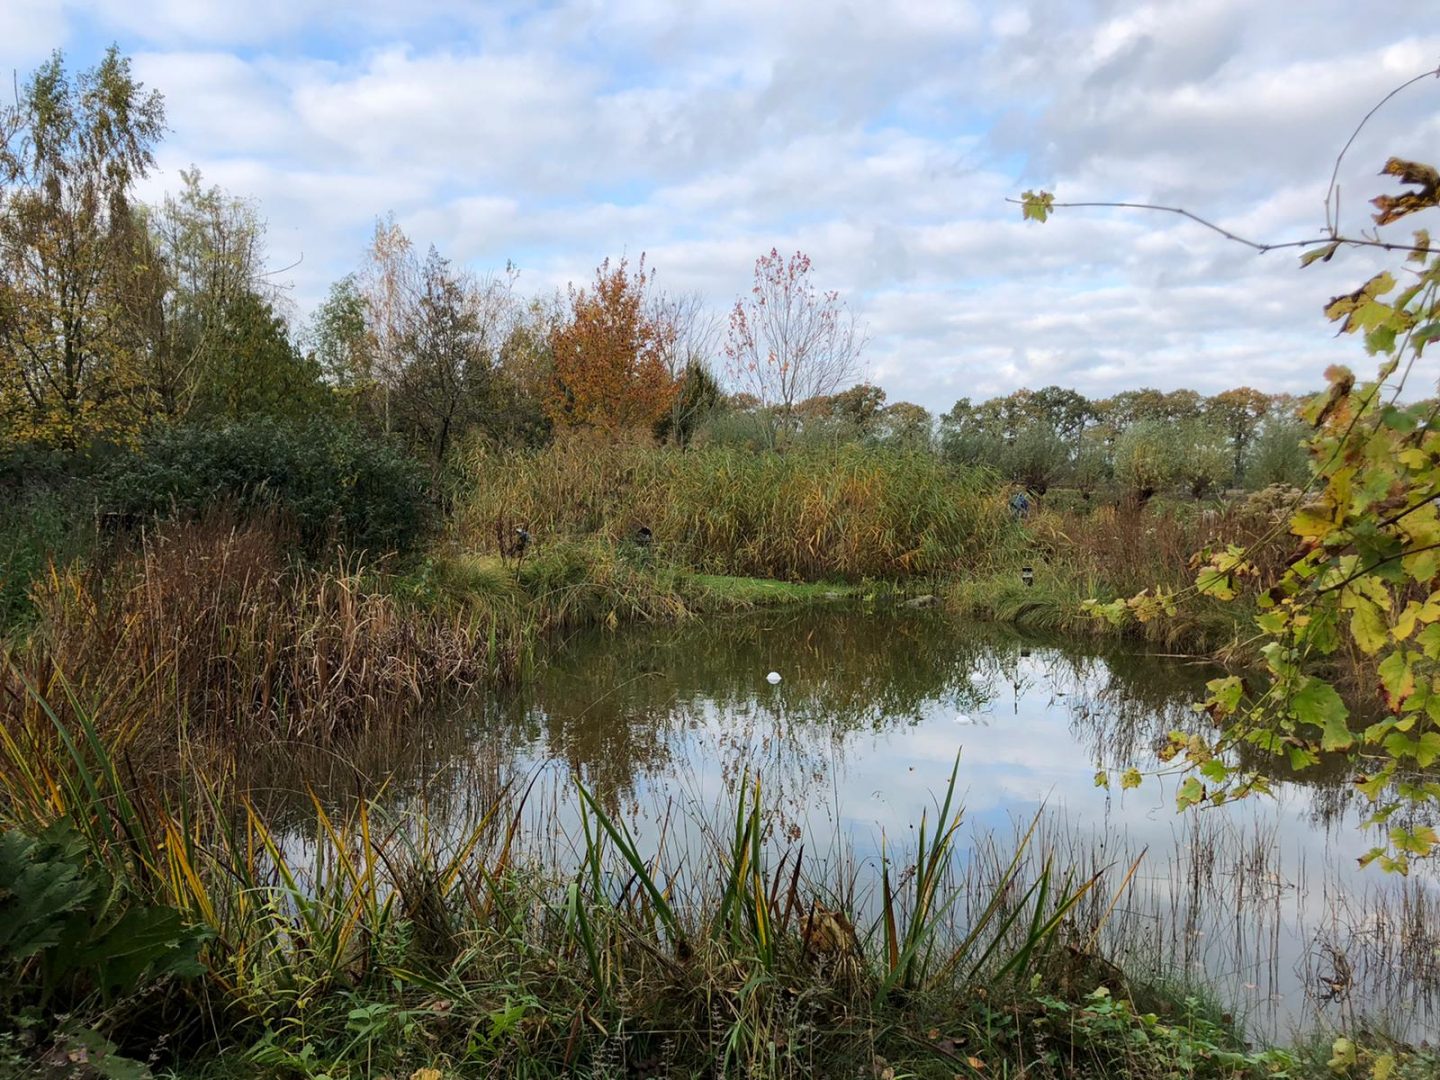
[3,0,1438,412]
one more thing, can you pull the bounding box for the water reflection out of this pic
[245,608,1440,1042]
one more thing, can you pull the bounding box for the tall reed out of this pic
[2,518,518,745]
[455,437,1017,582]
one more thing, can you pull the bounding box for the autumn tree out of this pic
[546,256,677,435]
[724,249,864,447]
[0,48,164,449]
[356,214,420,433]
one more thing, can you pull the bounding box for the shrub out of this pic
[0,489,93,633]
[1113,420,1182,501]
[99,418,432,556]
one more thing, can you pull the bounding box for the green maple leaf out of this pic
[1291,676,1352,750]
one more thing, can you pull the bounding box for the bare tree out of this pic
[723,249,864,447]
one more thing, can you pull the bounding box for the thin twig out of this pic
[1325,65,1440,235]
[1003,197,1431,256]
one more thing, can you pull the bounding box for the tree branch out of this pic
[1003,197,1432,256]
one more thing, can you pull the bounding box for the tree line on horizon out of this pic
[1,47,1313,504]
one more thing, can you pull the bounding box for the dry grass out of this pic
[1,518,517,745]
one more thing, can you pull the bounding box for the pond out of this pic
[252,607,1440,1044]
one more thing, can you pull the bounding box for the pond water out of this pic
[254,607,1440,1043]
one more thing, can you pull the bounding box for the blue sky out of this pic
[4,1,1438,410]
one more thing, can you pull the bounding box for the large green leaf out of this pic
[1291,677,1352,751]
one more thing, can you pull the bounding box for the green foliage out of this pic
[0,821,206,1016]
[0,47,166,450]
[1033,987,1298,1078]
[1245,417,1311,488]
[1174,420,1233,498]
[193,292,335,424]
[99,418,433,556]
[655,360,722,446]
[1113,420,1182,501]
[1039,157,1440,869]
[0,487,90,633]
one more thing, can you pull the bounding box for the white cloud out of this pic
[2,0,1433,409]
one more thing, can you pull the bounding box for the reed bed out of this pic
[455,437,1016,582]
[1,518,519,745]
[947,488,1301,653]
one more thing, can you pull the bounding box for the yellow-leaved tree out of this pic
[0,48,165,450]
[1023,69,1440,871]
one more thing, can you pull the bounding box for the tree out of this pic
[131,169,271,421]
[1245,414,1309,489]
[878,401,933,451]
[391,249,511,460]
[546,256,677,435]
[939,398,1003,468]
[1066,430,1112,497]
[1002,422,1068,494]
[310,275,371,392]
[1112,420,1180,502]
[488,296,560,448]
[193,291,331,423]
[1206,387,1272,485]
[723,249,864,447]
[658,361,722,447]
[356,214,419,434]
[649,289,721,446]
[1099,388,1168,430]
[0,48,165,449]
[1024,385,1093,445]
[1173,420,1231,498]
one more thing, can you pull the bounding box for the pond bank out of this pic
[10,610,1439,1077]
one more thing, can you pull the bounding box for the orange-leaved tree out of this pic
[545,256,678,435]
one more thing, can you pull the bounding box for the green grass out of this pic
[686,573,866,605]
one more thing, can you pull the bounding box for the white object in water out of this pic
[766,671,782,685]
[954,713,973,725]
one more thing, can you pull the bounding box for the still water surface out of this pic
[260,608,1440,1043]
